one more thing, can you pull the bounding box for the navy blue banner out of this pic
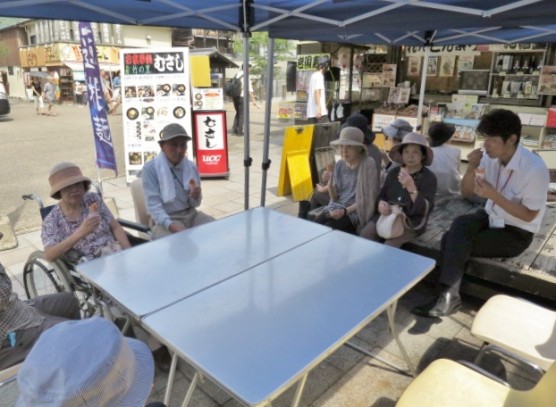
[79,22,117,174]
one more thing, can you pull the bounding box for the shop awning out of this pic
[64,61,120,81]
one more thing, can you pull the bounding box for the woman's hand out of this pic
[378,200,391,215]
[316,183,328,193]
[397,167,416,192]
[329,208,345,220]
[77,213,100,238]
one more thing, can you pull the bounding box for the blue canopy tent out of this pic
[1,0,556,207]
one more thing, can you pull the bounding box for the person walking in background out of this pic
[42,76,56,117]
[31,78,43,115]
[232,63,255,136]
[307,56,330,123]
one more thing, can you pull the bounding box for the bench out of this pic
[404,195,556,303]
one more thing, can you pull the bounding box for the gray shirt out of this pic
[326,160,358,224]
[142,154,202,229]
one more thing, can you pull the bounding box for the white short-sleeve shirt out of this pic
[306,70,326,119]
[482,144,549,233]
[429,144,461,196]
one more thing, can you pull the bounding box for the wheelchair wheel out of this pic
[23,251,72,299]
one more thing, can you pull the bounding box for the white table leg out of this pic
[163,352,179,405]
[291,373,308,407]
[345,301,416,377]
[386,301,416,377]
[181,371,200,407]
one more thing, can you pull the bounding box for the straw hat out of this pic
[382,119,413,141]
[17,317,154,407]
[389,132,434,166]
[158,123,191,144]
[428,121,455,147]
[330,127,366,151]
[48,161,91,199]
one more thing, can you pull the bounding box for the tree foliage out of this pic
[232,32,294,77]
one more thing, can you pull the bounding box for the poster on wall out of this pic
[407,57,421,76]
[381,64,396,87]
[121,48,191,182]
[191,87,223,111]
[538,66,556,95]
[457,55,475,73]
[427,57,438,76]
[439,55,456,77]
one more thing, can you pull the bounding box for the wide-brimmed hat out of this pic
[158,123,191,144]
[389,132,434,166]
[344,113,375,145]
[49,161,91,199]
[428,121,456,147]
[330,127,366,150]
[17,317,154,407]
[382,119,413,141]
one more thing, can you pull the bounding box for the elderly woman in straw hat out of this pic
[41,162,131,263]
[360,132,437,248]
[427,121,461,196]
[312,127,379,234]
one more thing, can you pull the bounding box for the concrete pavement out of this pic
[0,100,538,406]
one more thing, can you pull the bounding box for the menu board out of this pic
[121,48,191,182]
[191,87,223,111]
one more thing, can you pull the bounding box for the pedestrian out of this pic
[42,76,57,117]
[307,56,330,123]
[31,79,43,115]
[232,63,255,136]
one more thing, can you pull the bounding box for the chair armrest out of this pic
[117,218,150,234]
[479,344,545,376]
[457,360,510,387]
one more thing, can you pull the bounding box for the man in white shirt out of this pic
[413,109,549,318]
[306,57,329,123]
[232,63,255,136]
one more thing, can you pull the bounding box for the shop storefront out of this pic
[19,43,121,103]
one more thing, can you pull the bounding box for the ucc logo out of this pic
[202,155,221,163]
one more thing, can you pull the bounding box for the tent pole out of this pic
[260,37,275,207]
[242,33,251,210]
[416,46,430,130]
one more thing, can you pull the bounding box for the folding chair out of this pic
[471,294,556,375]
[396,358,556,407]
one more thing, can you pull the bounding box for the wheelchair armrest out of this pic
[117,218,150,234]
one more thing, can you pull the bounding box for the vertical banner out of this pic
[121,48,191,182]
[78,22,117,173]
[192,111,229,178]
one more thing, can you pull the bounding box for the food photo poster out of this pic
[121,48,192,182]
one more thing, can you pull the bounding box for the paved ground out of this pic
[0,99,538,406]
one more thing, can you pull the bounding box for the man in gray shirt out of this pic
[142,123,214,239]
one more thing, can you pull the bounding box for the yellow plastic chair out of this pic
[471,294,556,373]
[396,358,556,407]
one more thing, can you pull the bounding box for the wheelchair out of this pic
[21,192,151,318]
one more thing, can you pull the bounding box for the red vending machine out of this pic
[192,110,230,178]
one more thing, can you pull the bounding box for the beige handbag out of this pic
[376,200,430,240]
[376,205,406,239]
